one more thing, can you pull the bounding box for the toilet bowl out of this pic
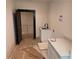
[38,40,48,59]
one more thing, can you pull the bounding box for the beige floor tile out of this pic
[9,34,45,59]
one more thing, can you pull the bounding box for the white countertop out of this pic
[48,38,72,57]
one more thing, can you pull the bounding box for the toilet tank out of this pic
[40,29,52,42]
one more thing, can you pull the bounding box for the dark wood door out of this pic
[15,9,36,39]
[13,11,22,44]
[33,12,36,39]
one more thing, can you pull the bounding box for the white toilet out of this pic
[38,28,52,49]
[37,29,53,59]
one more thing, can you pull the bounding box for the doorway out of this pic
[14,9,36,44]
[21,12,34,39]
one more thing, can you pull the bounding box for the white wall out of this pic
[15,0,72,39]
[48,0,72,40]
[15,0,49,37]
[6,0,15,58]
[21,12,33,35]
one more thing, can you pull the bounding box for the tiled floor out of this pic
[9,34,46,59]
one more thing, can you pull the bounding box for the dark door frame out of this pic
[16,9,36,39]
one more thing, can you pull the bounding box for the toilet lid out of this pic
[38,43,48,50]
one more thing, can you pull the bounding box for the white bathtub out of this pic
[48,37,72,59]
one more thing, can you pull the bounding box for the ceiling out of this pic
[16,0,71,3]
[29,0,52,2]
[16,0,53,2]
